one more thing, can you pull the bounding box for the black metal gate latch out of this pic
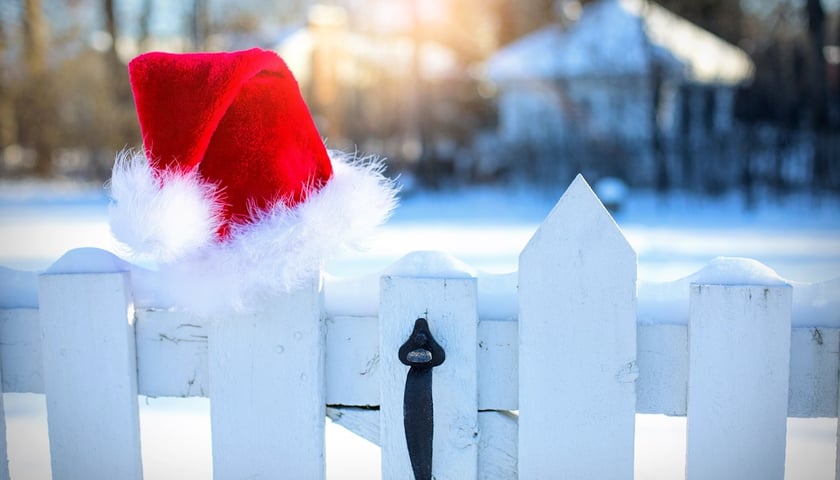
[398,318,446,480]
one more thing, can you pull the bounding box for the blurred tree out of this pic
[22,0,46,77]
[102,0,123,91]
[494,0,556,45]
[99,0,135,178]
[807,0,829,128]
[103,0,118,63]
[192,0,210,50]
[19,0,58,177]
[138,0,153,50]
[493,0,518,46]
[806,0,833,191]
[0,15,17,156]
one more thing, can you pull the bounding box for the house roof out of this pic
[485,0,753,86]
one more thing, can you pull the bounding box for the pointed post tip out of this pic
[567,173,596,198]
[522,172,634,263]
[549,173,610,222]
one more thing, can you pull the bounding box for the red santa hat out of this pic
[108,48,397,313]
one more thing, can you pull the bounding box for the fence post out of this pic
[837,350,840,480]
[208,280,325,479]
[0,356,9,480]
[686,283,792,480]
[380,275,479,479]
[38,272,143,480]
[518,175,637,478]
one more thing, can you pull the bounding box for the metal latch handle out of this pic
[398,318,445,480]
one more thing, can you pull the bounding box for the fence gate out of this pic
[0,174,833,479]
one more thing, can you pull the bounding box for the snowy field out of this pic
[1,179,839,479]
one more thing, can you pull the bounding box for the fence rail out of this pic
[1,309,836,416]
[0,175,837,479]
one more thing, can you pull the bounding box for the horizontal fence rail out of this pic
[0,175,838,479]
[1,308,837,416]
[0,309,840,418]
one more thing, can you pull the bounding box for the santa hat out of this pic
[108,48,397,313]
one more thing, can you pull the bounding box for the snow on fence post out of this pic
[686,283,792,480]
[380,271,479,479]
[38,272,143,480]
[518,174,637,478]
[208,280,325,479]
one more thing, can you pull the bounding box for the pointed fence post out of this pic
[837,357,840,480]
[837,366,840,480]
[208,280,325,479]
[518,174,637,478]
[380,274,479,479]
[686,283,792,480]
[0,356,9,480]
[38,272,143,480]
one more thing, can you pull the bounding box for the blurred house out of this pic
[482,0,754,186]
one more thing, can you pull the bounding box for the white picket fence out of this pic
[0,175,837,479]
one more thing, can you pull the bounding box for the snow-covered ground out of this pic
[3,181,838,281]
[1,179,839,479]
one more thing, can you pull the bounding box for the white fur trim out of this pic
[108,150,223,262]
[110,150,399,316]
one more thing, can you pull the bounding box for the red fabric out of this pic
[128,48,333,238]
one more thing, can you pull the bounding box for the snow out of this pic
[791,278,840,328]
[484,0,752,85]
[485,0,656,82]
[593,176,629,205]
[45,247,133,275]
[1,180,839,478]
[487,1,649,82]
[690,256,789,286]
[2,182,839,325]
[638,257,839,328]
[639,0,754,84]
[324,250,476,317]
[40,247,167,309]
[324,254,518,320]
[382,250,476,278]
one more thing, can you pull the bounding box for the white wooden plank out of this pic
[0,354,10,480]
[38,272,143,480]
[518,174,637,479]
[789,327,840,418]
[135,309,209,397]
[637,324,688,415]
[478,319,517,411]
[1,312,838,417]
[837,361,840,480]
[326,406,380,445]
[686,284,792,480]
[380,275,479,480]
[208,281,325,480]
[477,410,517,480]
[326,315,379,407]
[0,309,42,394]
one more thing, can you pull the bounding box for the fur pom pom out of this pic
[122,151,398,316]
[108,150,223,262]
